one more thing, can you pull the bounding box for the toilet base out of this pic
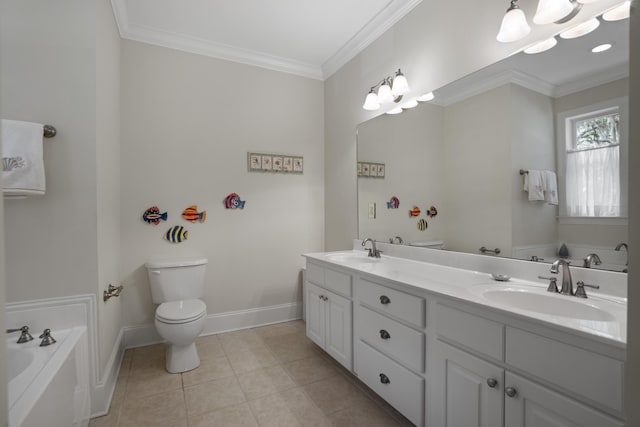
[165,342,200,373]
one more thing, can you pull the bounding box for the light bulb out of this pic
[391,70,410,96]
[524,37,558,54]
[362,90,380,111]
[560,18,600,39]
[417,92,435,102]
[377,80,395,104]
[497,2,531,43]
[533,0,575,24]
[402,100,418,109]
[603,1,630,21]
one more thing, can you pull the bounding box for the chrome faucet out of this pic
[389,236,403,244]
[39,329,57,347]
[6,325,34,343]
[583,253,602,268]
[615,243,628,270]
[362,238,381,258]
[550,259,573,295]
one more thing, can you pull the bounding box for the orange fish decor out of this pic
[409,206,421,217]
[182,205,206,223]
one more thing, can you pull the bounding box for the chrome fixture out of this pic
[574,281,600,298]
[479,246,501,255]
[6,325,34,343]
[362,69,409,111]
[583,253,602,268]
[43,124,57,138]
[103,284,124,302]
[550,259,573,295]
[530,255,544,262]
[362,238,382,258]
[539,275,559,292]
[389,236,404,244]
[38,328,56,346]
[615,242,628,267]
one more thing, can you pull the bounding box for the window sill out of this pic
[558,216,628,226]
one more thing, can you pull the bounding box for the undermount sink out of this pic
[323,252,380,264]
[471,285,616,322]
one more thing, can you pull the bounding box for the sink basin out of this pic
[471,285,616,322]
[323,252,380,264]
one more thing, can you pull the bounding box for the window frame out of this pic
[556,96,628,225]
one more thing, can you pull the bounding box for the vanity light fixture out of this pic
[417,92,435,102]
[362,69,411,111]
[591,42,612,52]
[497,0,531,42]
[386,107,403,115]
[603,1,630,21]
[559,17,600,39]
[401,99,419,109]
[497,0,584,43]
[523,36,558,53]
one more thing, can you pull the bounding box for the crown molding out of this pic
[321,0,423,79]
[554,62,629,97]
[110,0,421,81]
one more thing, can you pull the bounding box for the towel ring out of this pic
[43,124,56,138]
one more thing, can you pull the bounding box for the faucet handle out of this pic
[39,328,57,347]
[574,281,600,299]
[538,276,559,293]
[6,325,34,343]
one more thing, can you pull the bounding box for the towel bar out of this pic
[43,124,56,138]
[519,169,528,175]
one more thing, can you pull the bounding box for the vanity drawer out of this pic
[356,341,424,426]
[359,305,425,373]
[306,262,324,286]
[506,327,623,414]
[435,303,504,361]
[325,268,352,297]
[357,278,425,327]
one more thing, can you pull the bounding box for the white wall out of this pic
[119,40,324,326]
[357,103,445,245]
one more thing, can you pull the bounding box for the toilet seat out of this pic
[156,299,206,324]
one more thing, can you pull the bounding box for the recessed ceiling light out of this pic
[560,18,600,39]
[603,1,630,21]
[524,37,558,54]
[417,92,435,102]
[386,107,403,115]
[591,43,612,53]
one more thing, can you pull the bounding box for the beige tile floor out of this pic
[89,320,413,427]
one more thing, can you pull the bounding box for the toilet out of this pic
[145,257,208,373]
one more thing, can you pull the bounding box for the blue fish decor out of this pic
[224,193,245,209]
[387,196,400,209]
[417,218,428,231]
[142,206,168,225]
[164,225,188,243]
[427,205,438,218]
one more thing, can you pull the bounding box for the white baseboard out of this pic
[90,328,125,417]
[123,301,302,349]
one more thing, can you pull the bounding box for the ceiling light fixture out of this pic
[497,0,584,43]
[417,92,435,102]
[534,0,580,25]
[497,0,531,42]
[591,43,612,52]
[603,1,630,21]
[559,17,600,39]
[362,69,411,111]
[523,36,558,54]
[386,107,403,115]
[402,100,419,109]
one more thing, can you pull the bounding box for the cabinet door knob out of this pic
[379,373,390,384]
[505,387,517,398]
[486,378,498,388]
[379,329,391,340]
[379,295,391,305]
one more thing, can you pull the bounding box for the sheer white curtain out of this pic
[565,145,620,216]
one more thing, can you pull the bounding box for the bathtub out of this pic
[8,326,91,427]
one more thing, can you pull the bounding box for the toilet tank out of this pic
[145,258,208,304]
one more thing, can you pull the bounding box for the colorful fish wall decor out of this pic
[417,218,428,231]
[142,206,168,225]
[409,206,420,217]
[387,196,400,209]
[427,205,438,218]
[224,193,246,209]
[164,225,188,243]
[182,205,206,223]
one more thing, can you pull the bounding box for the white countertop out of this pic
[303,250,627,348]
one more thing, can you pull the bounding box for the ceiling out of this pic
[110,0,423,80]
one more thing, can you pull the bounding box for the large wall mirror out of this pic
[357,18,629,273]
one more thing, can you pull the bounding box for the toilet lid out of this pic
[156,299,206,324]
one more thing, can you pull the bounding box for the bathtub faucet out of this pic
[6,325,34,343]
[39,328,57,347]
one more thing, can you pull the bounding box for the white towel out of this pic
[523,170,544,201]
[542,170,558,205]
[1,119,46,197]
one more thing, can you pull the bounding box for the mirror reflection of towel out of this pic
[542,170,558,205]
[524,170,544,201]
[1,119,46,197]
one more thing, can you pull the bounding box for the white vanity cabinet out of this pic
[304,260,353,370]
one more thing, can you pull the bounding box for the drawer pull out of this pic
[379,329,391,340]
[379,373,391,384]
[505,387,517,398]
[379,295,391,305]
[486,378,498,388]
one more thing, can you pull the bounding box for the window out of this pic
[564,107,621,217]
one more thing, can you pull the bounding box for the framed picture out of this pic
[377,164,385,178]
[261,155,272,171]
[249,153,262,171]
[283,157,293,172]
[272,156,283,171]
[293,157,303,173]
[361,163,370,176]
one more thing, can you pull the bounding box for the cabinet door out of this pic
[325,290,352,370]
[504,373,623,427]
[431,341,504,427]
[305,282,325,347]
